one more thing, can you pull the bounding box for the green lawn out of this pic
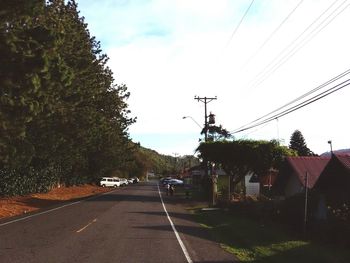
[190,208,350,263]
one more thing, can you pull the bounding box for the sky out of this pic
[75,0,350,157]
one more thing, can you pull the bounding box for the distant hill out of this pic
[320,148,350,157]
[137,145,199,176]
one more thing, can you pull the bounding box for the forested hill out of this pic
[135,146,200,177]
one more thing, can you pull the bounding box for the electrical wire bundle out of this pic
[231,68,350,134]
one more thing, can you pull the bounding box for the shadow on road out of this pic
[130,211,195,223]
[133,224,214,242]
[88,192,161,203]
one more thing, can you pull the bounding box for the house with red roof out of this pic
[273,156,330,197]
[272,154,350,222]
[315,154,350,205]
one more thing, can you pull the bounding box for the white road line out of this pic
[157,183,193,263]
[0,200,82,227]
[76,218,97,233]
[0,189,116,227]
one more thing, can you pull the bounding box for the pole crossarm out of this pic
[194,96,217,104]
[194,96,217,142]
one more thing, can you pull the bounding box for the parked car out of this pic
[100,177,120,187]
[119,178,128,186]
[168,179,184,185]
[162,178,172,186]
[127,178,134,184]
[162,178,183,186]
[160,177,172,184]
[128,177,139,184]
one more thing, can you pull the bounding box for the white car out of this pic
[100,177,120,187]
[127,178,134,184]
[128,177,139,184]
[119,178,128,186]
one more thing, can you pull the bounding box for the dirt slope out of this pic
[0,185,111,219]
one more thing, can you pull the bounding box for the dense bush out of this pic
[321,203,350,245]
[0,166,61,196]
[273,193,318,230]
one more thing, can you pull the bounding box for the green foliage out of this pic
[0,165,61,196]
[197,140,296,186]
[0,0,69,167]
[1,0,199,196]
[289,130,316,156]
[129,146,199,178]
[0,0,136,195]
[202,124,232,142]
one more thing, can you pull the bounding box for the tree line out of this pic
[0,0,181,196]
[197,129,316,192]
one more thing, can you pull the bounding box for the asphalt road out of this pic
[0,181,236,263]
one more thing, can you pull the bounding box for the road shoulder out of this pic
[161,191,238,263]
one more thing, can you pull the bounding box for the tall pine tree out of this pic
[0,0,71,168]
[289,130,316,156]
[1,0,136,194]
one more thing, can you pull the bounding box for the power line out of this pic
[234,68,350,131]
[232,79,350,134]
[231,71,350,134]
[246,0,342,89]
[241,122,271,138]
[225,0,255,48]
[246,0,348,90]
[259,78,350,125]
[250,0,350,90]
[242,0,304,69]
[233,80,350,134]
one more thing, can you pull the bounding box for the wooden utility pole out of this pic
[194,96,217,141]
[304,171,309,236]
[194,96,217,206]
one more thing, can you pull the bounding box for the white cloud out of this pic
[77,0,350,155]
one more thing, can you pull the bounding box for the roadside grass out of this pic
[173,185,209,201]
[190,208,350,263]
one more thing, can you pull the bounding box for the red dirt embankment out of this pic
[0,185,111,219]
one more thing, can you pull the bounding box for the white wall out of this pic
[245,173,260,196]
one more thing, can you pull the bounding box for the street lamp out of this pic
[182,116,202,129]
[328,140,333,154]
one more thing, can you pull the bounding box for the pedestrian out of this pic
[166,183,170,196]
[169,185,175,196]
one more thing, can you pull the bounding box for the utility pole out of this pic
[173,152,178,176]
[194,96,217,141]
[194,95,217,206]
[303,171,309,237]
